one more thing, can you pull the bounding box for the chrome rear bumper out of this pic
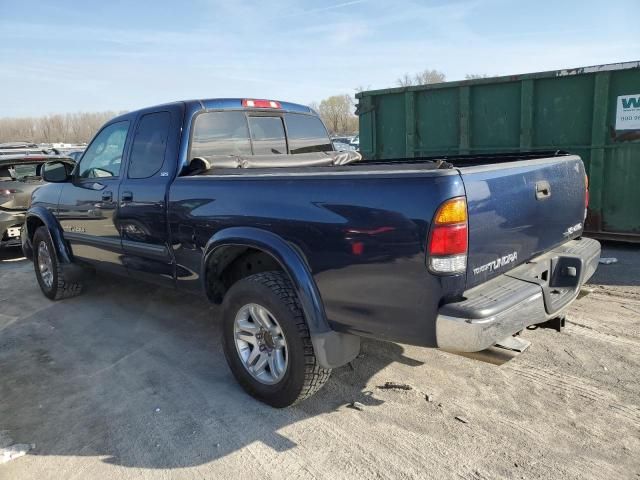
[436,237,601,352]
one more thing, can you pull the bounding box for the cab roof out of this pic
[197,98,313,114]
[111,98,315,124]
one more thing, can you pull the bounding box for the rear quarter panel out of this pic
[169,170,465,346]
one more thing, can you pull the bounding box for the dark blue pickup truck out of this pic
[22,98,600,407]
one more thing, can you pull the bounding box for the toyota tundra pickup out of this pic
[22,98,600,407]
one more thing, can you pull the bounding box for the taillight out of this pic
[0,188,18,197]
[242,99,281,109]
[428,197,468,274]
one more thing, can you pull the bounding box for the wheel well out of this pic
[26,216,45,240]
[205,246,284,303]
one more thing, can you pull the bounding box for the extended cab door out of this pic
[117,104,184,287]
[57,120,131,273]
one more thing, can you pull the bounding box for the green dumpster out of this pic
[357,61,640,242]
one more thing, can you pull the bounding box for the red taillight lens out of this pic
[0,188,17,197]
[428,197,468,273]
[429,224,468,255]
[242,99,281,109]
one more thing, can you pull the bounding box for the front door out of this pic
[57,120,131,273]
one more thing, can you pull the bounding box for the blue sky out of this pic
[1,0,638,117]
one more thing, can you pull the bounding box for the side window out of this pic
[128,112,171,179]
[78,121,129,178]
[248,116,286,155]
[191,111,251,157]
[285,114,332,154]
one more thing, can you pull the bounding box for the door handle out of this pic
[101,191,113,202]
[121,191,133,202]
[535,181,551,200]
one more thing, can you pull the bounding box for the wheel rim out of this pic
[37,240,54,289]
[234,303,288,385]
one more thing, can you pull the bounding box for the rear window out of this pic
[12,163,40,179]
[191,111,251,157]
[190,111,332,158]
[248,116,286,155]
[285,114,331,154]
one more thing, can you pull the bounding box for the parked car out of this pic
[23,98,600,407]
[331,139,355,151]
[350,134,359,148]
[63,150,85,162]
[0,154,74,248]
[0,142,44,157]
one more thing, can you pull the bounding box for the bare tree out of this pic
[318,95,357,135]
[307,101,320,114]
[397,73,415,87]
[414,69,446,85]
[397,69,446,87]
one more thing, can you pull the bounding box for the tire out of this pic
[33,226,83,300]
[221,271,331,407]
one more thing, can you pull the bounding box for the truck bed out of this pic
[170,150,587,347]
[193,150,571,176]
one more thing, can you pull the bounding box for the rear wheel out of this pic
[221,271,331,407]
[33,226,83,300]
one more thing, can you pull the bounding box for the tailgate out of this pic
[461,155,587,288]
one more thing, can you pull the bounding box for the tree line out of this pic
[0,111,123,144]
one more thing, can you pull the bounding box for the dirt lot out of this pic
[1,242,638,479]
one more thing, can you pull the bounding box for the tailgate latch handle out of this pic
[535,180,551,200]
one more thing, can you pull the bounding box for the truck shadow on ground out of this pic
[0,264,424,470]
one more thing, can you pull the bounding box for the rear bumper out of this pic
[436,237,600,352]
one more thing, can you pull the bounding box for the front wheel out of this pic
[32,226,83,300]
[221,271,331,407]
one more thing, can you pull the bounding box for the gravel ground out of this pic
[0,242,638,479]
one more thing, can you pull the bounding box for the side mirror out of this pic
[42,161,73,183]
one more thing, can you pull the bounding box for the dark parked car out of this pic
[23,98,600,407]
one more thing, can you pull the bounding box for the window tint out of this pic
[285,114,331,154]
[128,112,171,179]
[248,116,286,155]
[79,121,129,178]
[191,111,251,157]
